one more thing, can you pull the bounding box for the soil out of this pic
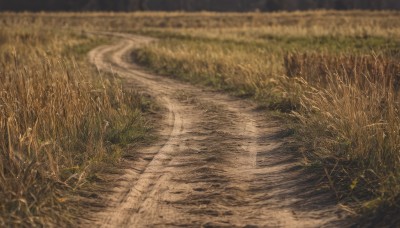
[84,32,351,227]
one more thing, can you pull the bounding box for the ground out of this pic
[82,33,352,227]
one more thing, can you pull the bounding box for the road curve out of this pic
[85,32,348,227]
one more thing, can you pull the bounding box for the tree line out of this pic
[0,0,399,12]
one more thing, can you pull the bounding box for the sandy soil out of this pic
[84,32,350,227]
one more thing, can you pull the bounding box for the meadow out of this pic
[0,11,399,225]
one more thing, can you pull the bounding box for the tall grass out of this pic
[130,11,400,217]
[286,53,400,206]
[1,10,399,224]
[0,25,149,226]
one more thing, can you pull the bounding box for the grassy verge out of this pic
[0,21,154,226]
[287,53,400,223]
[131,13,400,223]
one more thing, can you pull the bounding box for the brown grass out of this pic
[0,23,150,226]
[1,10,399,225]
[286,53,400,206]
[128,10,400,219]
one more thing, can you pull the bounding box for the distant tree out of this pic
[129,0,145,11]
[0,0,399,12]
[242,0,266,12]
[264,0,281,11]
[335,0,351,10]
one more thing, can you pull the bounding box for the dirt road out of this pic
[86,33,348,227]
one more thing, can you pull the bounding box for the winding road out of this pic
[85,33,348,227]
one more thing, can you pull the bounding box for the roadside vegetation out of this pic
[130,11,400,223]
[0,11,399,226]
[0,18,153,226]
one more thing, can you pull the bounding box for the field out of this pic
[0,11,399,226]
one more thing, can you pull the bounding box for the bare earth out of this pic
[85,33,350,227]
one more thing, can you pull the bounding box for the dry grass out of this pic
[0,20,150,226]
[1,10,399,225]
[287,53,400,206]
[1,11,400,36]
[129,11,400,220]
[132,39,285,103]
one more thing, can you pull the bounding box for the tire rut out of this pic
[85,33,350,227]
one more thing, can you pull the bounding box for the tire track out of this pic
[85,33,349,227]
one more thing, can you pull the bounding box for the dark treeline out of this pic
[0,0,399,12]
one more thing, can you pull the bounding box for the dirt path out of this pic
[85,33,349,227]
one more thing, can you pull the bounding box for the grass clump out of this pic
[287,53,400,208]
[0,24,151,226]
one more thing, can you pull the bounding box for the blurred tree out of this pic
[0,0,399,12]
[263,0,278,11]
